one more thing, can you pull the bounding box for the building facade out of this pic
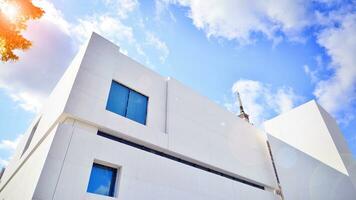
[0,33,355,200]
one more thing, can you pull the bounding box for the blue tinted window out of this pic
[87,163,117,197]
[106,81,148,125]
[106,81,129,116]
[126,90,148,125]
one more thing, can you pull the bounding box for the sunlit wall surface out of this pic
[0,33,354,200]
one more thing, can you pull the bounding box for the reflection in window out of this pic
[126,90,148,124]
[87,163,117,197]
[106,81,148,125]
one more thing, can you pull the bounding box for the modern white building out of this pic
[0,32,355,200]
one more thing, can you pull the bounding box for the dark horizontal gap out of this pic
[97,131,265,190]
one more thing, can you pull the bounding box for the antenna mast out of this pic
[236,91,250,123]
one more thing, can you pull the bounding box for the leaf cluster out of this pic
[0,0,44,62]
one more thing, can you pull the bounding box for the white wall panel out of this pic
[50,122,278,200]
[268,135,356,200]
[167,78,277,188]
[264,100,348,175]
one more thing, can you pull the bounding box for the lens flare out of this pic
[0,1,19,21]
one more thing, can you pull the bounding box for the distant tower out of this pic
[236,91,250,123]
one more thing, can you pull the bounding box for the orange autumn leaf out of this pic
[0,0,44,62]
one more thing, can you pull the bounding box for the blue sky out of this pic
[0,0,355,167]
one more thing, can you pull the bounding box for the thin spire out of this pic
[236,90,250,123]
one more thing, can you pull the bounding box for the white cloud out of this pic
[155,0,168,20]
[73,15,135,44]
[145,32,170,63]
[0,134,23,167]
[168,0,355,125]
[116,0,139,19]
[315,55,323,68]
[0,135,23,167]
[71,1,165,68]
[32,0,72,34]
[0,0,77,113]
[274,87,300,114]
[71,1,170,66]
[9,92,43,113]
[155,0,177,22]
[168,0,312,44]
[104,0,139,19]
[0,158,9,167]
[229,79,302,125]
[303,65,319,83]
[314,13,356,117]
[0,135,22,151]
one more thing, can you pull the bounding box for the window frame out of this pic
[106,80,149,125]
[86,161,121,197]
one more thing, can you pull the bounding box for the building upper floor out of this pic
[1,32,278,190]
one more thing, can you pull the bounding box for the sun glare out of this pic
[0,1,19,21]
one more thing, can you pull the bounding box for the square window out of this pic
[106,80,148,125]
[87,163,118,197]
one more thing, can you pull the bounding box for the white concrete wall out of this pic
[268,135,356,200]
[0,35,88,199]
[64,33,168,149]
[264,100,348,175]
[62,32,278,189]
[2,32,355,200]
[0,115,42,187]
[167,78,277,188]
[33,119,77,200]
[0,125,58,200]
[29,32,279,199]
[317,104,356,188]
[35,121,278,200]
